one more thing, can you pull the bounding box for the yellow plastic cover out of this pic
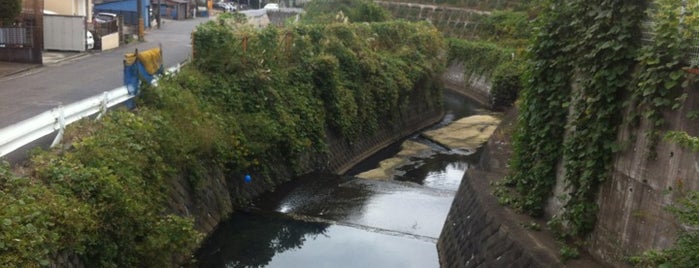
[124,47,162,75]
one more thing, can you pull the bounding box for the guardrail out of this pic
[0,62,184,158]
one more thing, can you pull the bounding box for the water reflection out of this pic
[395,152,481,191]
[252,173,372,221]
[438,90,484,127]
[261,224,438,268]
[195,211,329,268]
[195,210,439,268]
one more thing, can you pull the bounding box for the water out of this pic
[195,90,485,267]
[196,211,438,268]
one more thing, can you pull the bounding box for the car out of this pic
[94,12,117,23]
[224,2,238,11]
[86,31,94,50]
[214,2,235,12]
[263,3,279,10]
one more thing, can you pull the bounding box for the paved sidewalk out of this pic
[0,61,38,78]
[0,17,210,130]
[0,17,211,163]
[0,51,86,79]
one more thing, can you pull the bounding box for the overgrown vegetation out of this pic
[630,192,699,267]
[1,110,204,267]
[628,0,699,159]
[379,0,524,11]
[497,0,576,217]
[301,0,391,24]
[628,0,699,266]
[499,0,699,264]
[0,0,21,24]
[194,14,445,143]
[478,10,532,47]
[446,38,524,110]
[438,0,530,110]
[501,0,645,238]
[0,6,445,266]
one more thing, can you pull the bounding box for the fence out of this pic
[0,62,184,158]
[94,20,119,38]
[0,27,33,48]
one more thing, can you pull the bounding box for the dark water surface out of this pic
[195,90,484,267]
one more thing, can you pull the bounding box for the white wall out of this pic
[99,32,119,51]
[44,15,86,52]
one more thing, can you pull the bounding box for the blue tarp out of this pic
[94,0,151,27]
[123,47,163,109]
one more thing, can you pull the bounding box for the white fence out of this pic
[0,62,184,158]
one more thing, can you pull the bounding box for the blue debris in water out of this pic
[244,174,252,184]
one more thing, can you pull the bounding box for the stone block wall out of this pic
[438,110,606,268]
[438,170,541,267]
[378,1,490,39]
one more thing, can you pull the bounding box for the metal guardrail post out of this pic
[97,91,109,120]
[50,106,66,148]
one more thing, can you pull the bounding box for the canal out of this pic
[195,90,487,267]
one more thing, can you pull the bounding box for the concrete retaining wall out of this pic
[586,86,699,265]
[442,62,491,108]
[167,91,444,237]
[377,1,490,39]
[438,110,605,268]
[438,67,699,268]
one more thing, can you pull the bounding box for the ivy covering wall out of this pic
[502,0,699,265]
[502,0,646,237]
[0,9,446,268]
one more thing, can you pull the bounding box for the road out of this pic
[0,17,212,129]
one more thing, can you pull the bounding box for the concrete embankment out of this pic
[437,109,606,267]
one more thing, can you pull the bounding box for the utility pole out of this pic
[137,0,144,41]
[156,0,161,29]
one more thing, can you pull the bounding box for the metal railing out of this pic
[0,62,184,158]
[0,27,33,47]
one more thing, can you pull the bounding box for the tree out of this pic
[0,0,21,25]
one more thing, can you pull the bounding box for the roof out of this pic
[94,0,149,12]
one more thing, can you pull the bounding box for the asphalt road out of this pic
[0,17,212,129]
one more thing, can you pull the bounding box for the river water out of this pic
[195,90,485,267]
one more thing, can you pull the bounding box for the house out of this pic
[153,0,193,20]
[94,0,151,28]
[45,0,94,19]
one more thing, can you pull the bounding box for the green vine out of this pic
[665,131,699,151]
[301,0,392,24]
[630,192,699,267]
[500,0,576,216]
[447,38,525,109]
[447,38,515,81]
[558,0,645,237]
[502,0,646,238]
[628,0,699,159]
